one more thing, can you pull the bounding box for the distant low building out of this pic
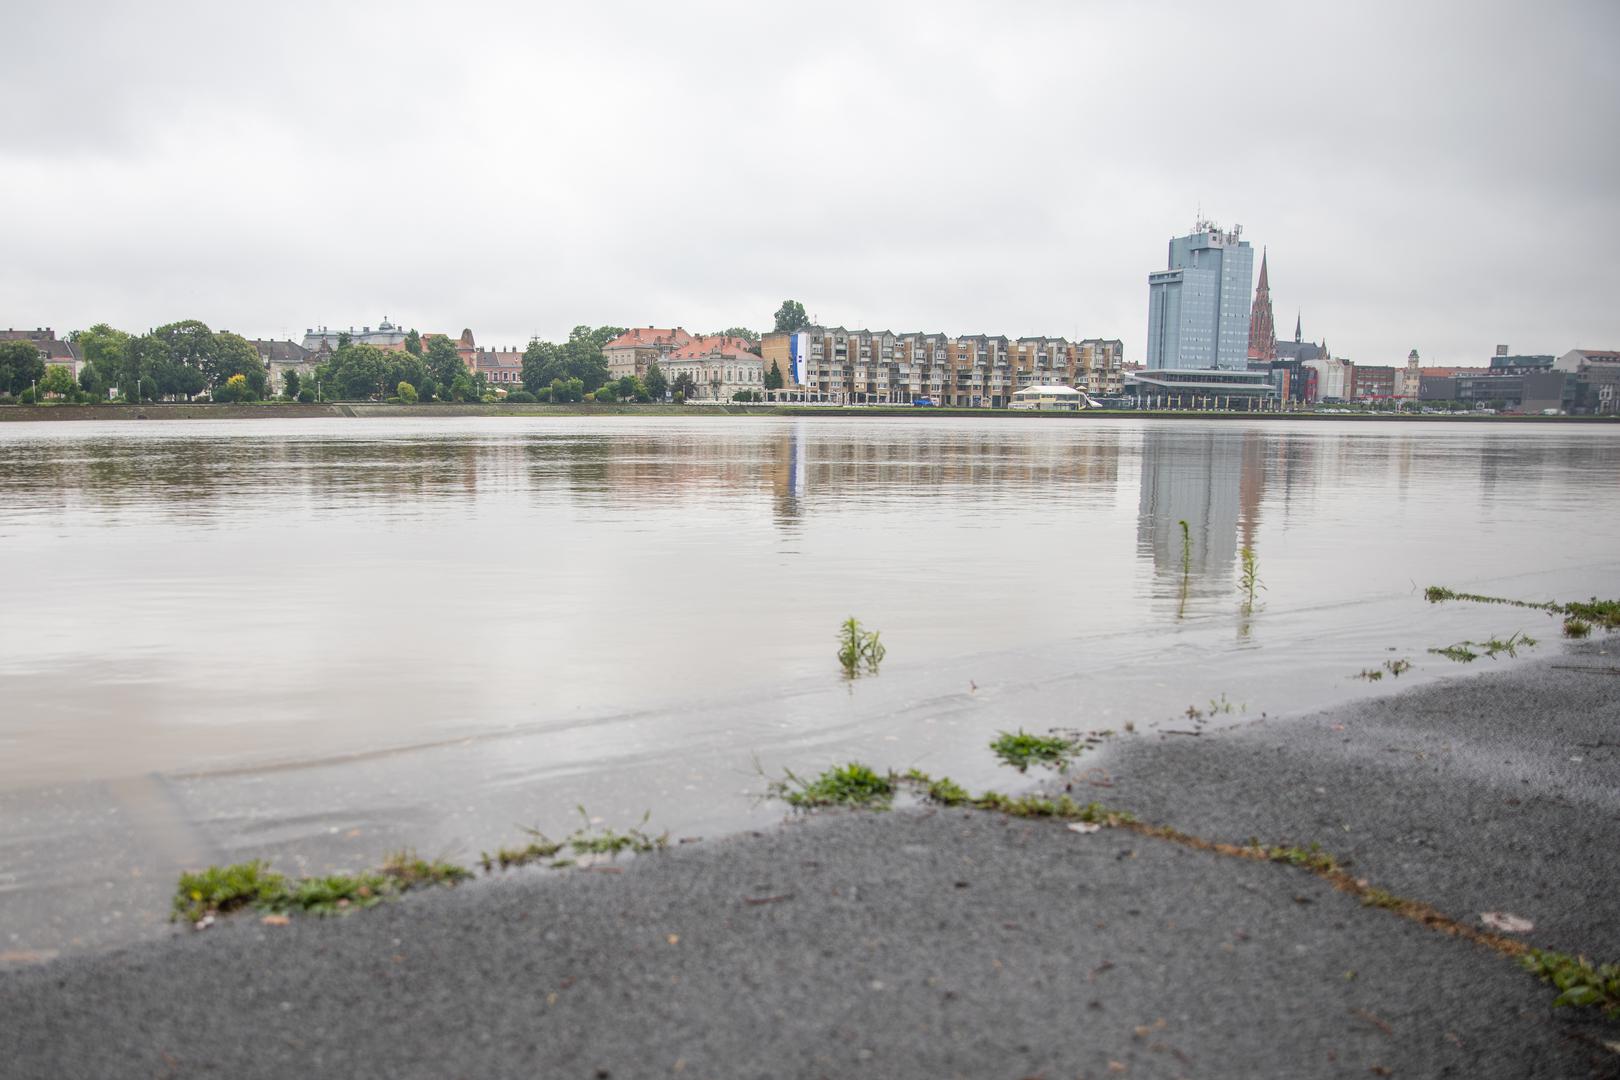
[1010,384,1086,410]
[1556,348,1620,414]
[1304,356,1352,401]
[301,318,409,352]
[251,339,314,395]
[1350,364,1397,402]
[1,327,81,377]
[474,346,524,386]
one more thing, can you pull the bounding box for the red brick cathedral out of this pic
[1247,248,1276,362]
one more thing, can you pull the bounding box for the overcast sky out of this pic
[6,1,1618,364]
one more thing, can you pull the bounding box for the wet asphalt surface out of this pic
[2,648,1618,1079]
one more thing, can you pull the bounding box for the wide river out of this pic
[2,416,1617,958]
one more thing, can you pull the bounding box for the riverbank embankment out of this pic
[3,649,1616,1078]
[3,402,1618,423]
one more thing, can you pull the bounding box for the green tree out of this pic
[71,324,131,391]
[213,372,252,403]
[718,326,761,346]
[644,361,668,401]
[78,361,105,398]
[40,364,77,398]
[404,329,422,356]
[521,339,563,393]
[418,375,438,402]
[425,336,465,387]
[283,369,301,399]
[385,353,429,394]
[671,372,697,401]
[320,344,391,399]
[549,376,584,403]
[141,320,219,400]
[449,371,477,402]
[211,332,267,397]
[615,374,648,402]
[594,381,618,403]
[765,359,784,390]
[772,300,809,334]
[397,381,418,404]
[561,325,622,391]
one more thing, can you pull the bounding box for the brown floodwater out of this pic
[1,415,1616,958]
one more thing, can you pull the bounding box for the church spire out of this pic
[1247,247,1276,362]
[1294,311,1302,343]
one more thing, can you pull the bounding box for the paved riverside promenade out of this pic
[3,650,1618,1079]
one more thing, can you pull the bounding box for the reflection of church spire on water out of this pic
[1137,429,1267,599]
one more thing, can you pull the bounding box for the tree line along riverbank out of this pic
[4,402,1620,423]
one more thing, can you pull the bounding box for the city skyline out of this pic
[5,1,1618,366]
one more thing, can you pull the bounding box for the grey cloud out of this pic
[3,0,1617,363]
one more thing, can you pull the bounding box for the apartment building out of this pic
[760,327,1124,407]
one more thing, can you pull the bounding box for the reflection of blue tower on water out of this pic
[1137,429,1256,598]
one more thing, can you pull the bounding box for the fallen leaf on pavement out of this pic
[1067,822,1101,834]
[1481,911,1534,933]
[261,914,291,926]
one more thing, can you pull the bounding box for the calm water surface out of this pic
[2,416,1617,957]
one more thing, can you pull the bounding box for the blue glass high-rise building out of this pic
[1146,221,1255,371]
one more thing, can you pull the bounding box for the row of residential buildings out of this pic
[600,325,1127,407]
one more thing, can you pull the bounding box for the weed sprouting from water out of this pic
[989,730,1078,772]
[1425,586,1620,632]
[1563,617,1593,639]
[1485,632,1534,657]
[1422,586,1556,611]
[566,807,669,856]
[837,617,887,678]
[1177,519,1191,618]
[1358,658,1413,680]
[1563,598,1620,631]
[480,829,564,872]
[1431,642,1480,663]
[771,763,896,809]
[1522,950,1620,1018]
[1238,547,1265,612]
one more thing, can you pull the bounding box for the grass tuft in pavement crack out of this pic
[1522,950,1620,1019]
[380,850,475,889]
[989,730,1079,772]
[173,860,287,924]
[173,854,475,924]
[770,763,896,809]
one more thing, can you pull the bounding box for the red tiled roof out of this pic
[604,327,694,350]
[669,335,760,361]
